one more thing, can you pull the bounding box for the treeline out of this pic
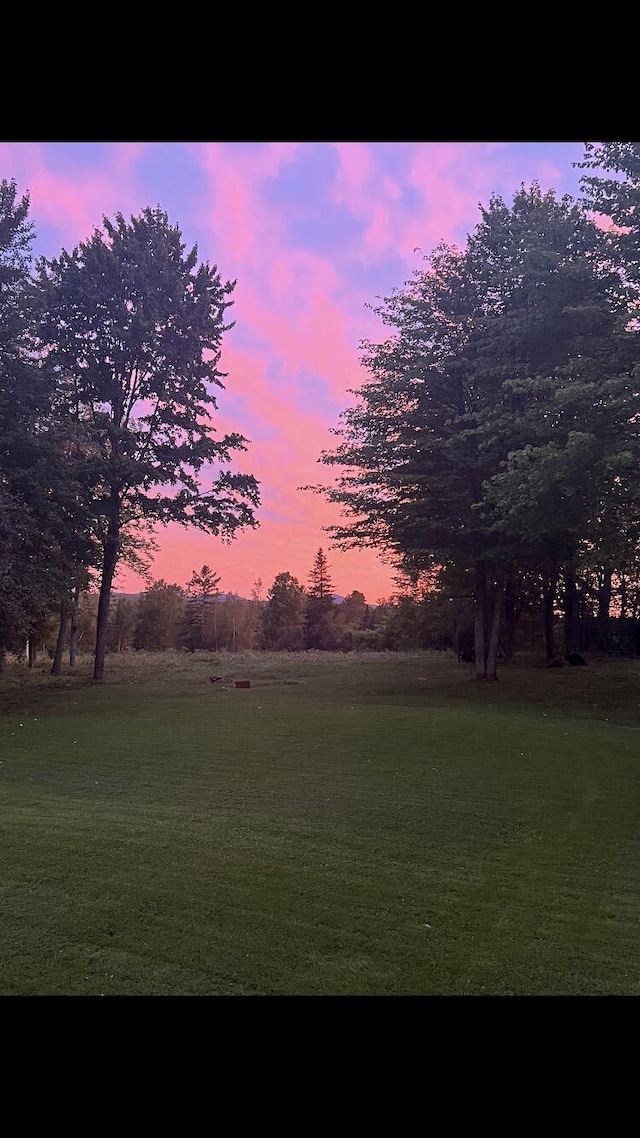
[308,144,640,677]
[12,547,640,667]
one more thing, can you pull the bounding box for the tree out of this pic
[215,592,260,651]
[186,565,222,597]
[133,580,185,650]
[36,207,259,682]
[0,180,104,673]
[0,178,50,662]
[577,142,640,293]
[311,184,639,677]
[307,548,334,600]
[574,142,640,650]
[304,548,337,649]
[339,590,368,629]
[107,596,137,653]
[261,572,306,650]
[180,564,223,650]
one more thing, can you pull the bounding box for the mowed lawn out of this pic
[1,650,639,996]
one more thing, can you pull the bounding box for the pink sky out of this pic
[1,141,588,602]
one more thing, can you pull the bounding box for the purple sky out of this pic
[1,141,588,601]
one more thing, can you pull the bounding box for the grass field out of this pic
[1,649,639,995]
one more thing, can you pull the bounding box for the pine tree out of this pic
[304,549,337,649]
[180,565,222,650]
[307,548,334,599]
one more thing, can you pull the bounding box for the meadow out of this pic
[1,649,639,996]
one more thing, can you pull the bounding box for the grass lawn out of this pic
[1,649,639,995]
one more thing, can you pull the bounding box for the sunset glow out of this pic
[1,141,587,601]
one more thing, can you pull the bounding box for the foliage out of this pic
[36,207,259,681]
[186,565,222,597]
[577,142,640,293]
[0,180,63,648]
[304,548,337,649]
[179,564,223,649]
[214,592,261,651]
[310,183,640,676]
[261,572,306,651]
[133,580,186,651]
[107,597,138,653]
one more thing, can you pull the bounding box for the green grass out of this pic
[1,650,640,995]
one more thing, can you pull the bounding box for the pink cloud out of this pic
[190,143,303,270]
[0,141,152,251]
[0,142,399,604]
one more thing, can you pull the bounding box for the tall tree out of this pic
[0,178,43,661]
[0,178,86,661]
[311,185,639,677]
[36,208,259,681]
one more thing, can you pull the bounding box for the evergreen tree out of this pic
[304,548,337,649]
[180,565,222,650]
[0,178,96,665]
[186,565,222,597]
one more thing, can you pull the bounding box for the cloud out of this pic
[0,141,153,253]
[2,141,590,608]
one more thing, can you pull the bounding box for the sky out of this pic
[1,141,589,602]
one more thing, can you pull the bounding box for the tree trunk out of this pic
[485,570,505,681]
[474,561,487,679]
[452,603,461,661]
[502,564,520,664]
[0,643,5,674]
[69,584,80,667]
[619,573,627,621]
[27,634,37,669]
[51,595,70,675]
[596,567,613,650]
[93,527,119,683]
[473,562,505,680]
[543,568,559,660]
[563,564,579,656]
